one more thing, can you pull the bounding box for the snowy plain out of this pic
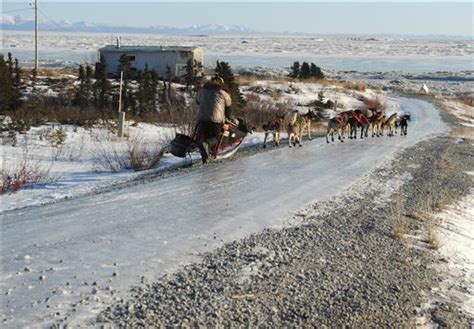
[3,31,473,73]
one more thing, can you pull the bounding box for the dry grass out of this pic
[392,193,407,241]
[339,81,368,92]
[435,158,449,170]
[425,217,441,250]
[393,218,407,242]
[236,75,299,85]
[394,249,410,266]
[435,144,455,171]
[236,75,368,92]
[409,209,442,251]
[24,67,77,78]
[434,200,450,212]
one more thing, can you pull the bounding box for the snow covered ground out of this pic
[1,81,388,213]
[442,100,474,128]
[435,185,474,318]
[0,97,447,327]
[1,122,180,212]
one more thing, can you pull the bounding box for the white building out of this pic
[98,41,204,79]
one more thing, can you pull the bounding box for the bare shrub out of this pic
[1,158,60,194]
[52,138,86,162]
[171,104,198,137]
[135,102,197,137]
[94,136,167,173]
[241,97,292,129]
[128,141,164,171]
[94,144,129,173]
[363,96,386,112]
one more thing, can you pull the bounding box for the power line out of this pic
[1,8,33,14]
[37,7,75,33]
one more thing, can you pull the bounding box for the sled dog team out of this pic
[262,108,411,148]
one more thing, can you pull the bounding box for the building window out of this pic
[175,64,187,77]
[127,55,136,62]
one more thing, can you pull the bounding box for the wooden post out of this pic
[117,71,125,137]
[118,112,126,138]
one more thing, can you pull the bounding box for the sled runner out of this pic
[169,119,250,162]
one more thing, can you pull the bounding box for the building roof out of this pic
[99,45,201,53]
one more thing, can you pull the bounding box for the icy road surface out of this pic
[1,97,447,327]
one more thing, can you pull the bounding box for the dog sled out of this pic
[168,119,251,162]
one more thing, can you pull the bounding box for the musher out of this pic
[195,75,233,164]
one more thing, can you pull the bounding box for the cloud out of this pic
[2,15,16,25]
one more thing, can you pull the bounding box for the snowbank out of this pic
[435,183,474,317]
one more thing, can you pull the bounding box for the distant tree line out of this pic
[289,61,325,80]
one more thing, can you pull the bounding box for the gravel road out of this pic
[101,135,473,327]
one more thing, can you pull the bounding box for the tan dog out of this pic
[287,110,318,147]
[370,112,386,137]
[384,113,399,137]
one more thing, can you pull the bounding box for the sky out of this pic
[2,1,473,36]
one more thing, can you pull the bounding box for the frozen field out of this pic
[3,31,473,72]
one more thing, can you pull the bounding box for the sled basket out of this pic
[170,133,194,158]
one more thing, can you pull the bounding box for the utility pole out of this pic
[117,71,125,137]
[34,0,39,75]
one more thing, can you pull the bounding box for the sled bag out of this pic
[170,134,193,158]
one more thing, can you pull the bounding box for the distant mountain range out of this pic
[1,15,256,34]
[2,15,470,40]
